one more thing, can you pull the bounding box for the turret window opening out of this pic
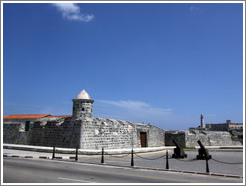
[25,121,30,131]
[81,108,85,113]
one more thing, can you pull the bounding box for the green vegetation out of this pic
[183,147,196,150]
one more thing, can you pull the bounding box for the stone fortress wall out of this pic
[3,117,165,149]
[4,119,242,149]
[165,130,242,148]
[3,117,80,148]
[80,118,164,149]
[3,90,242,149]
[3,121,29,145]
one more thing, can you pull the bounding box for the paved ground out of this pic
[3,148,243,177]
[3,157,243,183]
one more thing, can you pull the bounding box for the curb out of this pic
[3,154,72,160]
[24,156,33,158]
[39,156,49,159]
[194,146,243,150]
[11,155,19,158]
[53,157,63,159]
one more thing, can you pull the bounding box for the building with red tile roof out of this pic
[3,114,51,120]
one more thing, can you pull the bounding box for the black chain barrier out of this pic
[78,150,102,155]
[211,158,243,164]
[134,152,166,160]
[51,146,243,174]
[105,152,130,158]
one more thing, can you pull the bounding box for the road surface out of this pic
[3,157,243,183]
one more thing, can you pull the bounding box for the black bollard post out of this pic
[166,151,169,170]
[101,147,104,164]
[75,148,78,161]
[52,146,55,159]
[206,157,210,174]
[131,149,134,167]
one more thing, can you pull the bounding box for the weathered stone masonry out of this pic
[165,130,242,148]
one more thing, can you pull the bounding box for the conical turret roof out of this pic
[76,89,91,99]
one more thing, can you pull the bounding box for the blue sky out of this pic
[3,2,244,130]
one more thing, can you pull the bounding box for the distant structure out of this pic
[200,114,204,128]
[189,114,206,130]
[206,120,243,131]
[190,114,243,132]
[166,116,243,148]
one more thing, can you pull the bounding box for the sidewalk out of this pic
[3,143,175,154]
[4,143,243,154]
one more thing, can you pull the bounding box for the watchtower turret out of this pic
[72,90,94,120]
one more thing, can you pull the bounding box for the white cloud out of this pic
[189,5,202,17]
[99,100,150,110]
[189,6,199,12]
[52,3,94,22]
[99,100,173,113]
[96,100,173,125]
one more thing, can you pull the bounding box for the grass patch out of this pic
[183,147,196,150]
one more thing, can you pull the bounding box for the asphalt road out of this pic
[3,157,243,183]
